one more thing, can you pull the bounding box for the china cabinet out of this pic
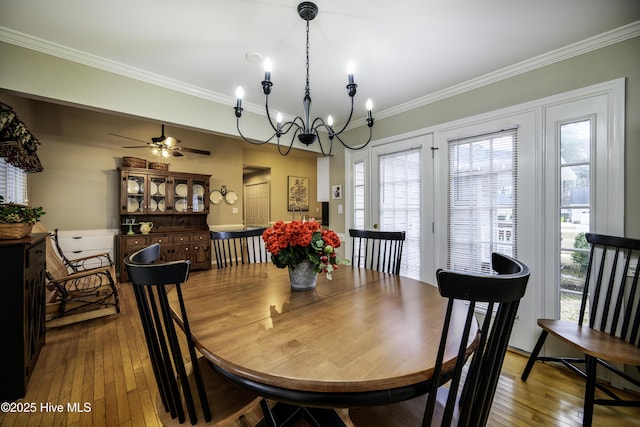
[0,233,47,402]
[117,167,212,282]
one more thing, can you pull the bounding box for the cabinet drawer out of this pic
[148,235,170,245]
[193,232,210,242]
[58,235,113,252]
[122,236,149,250]
[172,234,192,244]
[26,240,46,277]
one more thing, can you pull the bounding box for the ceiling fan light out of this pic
[161,148,171,158]
[151,147,160,156]
[164,136,179,147]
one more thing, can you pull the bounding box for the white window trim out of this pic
[345,78,624,352]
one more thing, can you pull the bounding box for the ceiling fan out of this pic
[111,124,211,157]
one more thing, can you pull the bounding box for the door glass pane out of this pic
[447,130,517,274]
[192,179,206,213]
[126,174,145,213]
[379,149,421,279]
[174,178,189,213]
[559,119,591,322]
[353,161,365,230]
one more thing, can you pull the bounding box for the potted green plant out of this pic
[0,195,46,239]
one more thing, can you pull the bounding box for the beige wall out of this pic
[0,92,318,231]
[243,147,323,223]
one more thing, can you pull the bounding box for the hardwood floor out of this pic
[1,279,639,427]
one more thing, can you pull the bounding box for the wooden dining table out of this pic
[168,263,478,424]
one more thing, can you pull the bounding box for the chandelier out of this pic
[233,1,374,156]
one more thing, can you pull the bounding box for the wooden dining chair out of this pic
[210,228,269,268]
[349,252,530,427]
[349,229,406,275]
[521,233,640,426]
[32,222,120,328]
[125,244,260,425]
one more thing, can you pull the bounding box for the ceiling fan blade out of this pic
[178,146,211,156]
[109,133,149,144]
[171,150,184,157]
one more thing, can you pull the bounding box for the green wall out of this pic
[1,36,638,235]
[337,36,640,236]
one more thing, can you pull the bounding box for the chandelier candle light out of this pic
[234,1,375,156]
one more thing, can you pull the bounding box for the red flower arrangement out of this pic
[262,220,347,279]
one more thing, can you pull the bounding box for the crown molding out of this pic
[0,26,238,108]
[1,20,639,124]
[376,20,640,121]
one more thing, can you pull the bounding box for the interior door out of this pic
[245,181,270,227]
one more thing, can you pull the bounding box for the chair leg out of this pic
[583,355,597,427]
[260,398,278,427]
[521,330,548,381]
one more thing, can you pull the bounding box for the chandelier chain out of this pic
[305,20,310,96]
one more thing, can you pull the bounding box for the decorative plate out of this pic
[158,183,166,196]
[150,181,158,195]
[225,191,238,205]
[193,184,205,197]
[127,179,140,194]
[158,200,166,212]
[127,197,140,212]
[209,190,223,205]
[175,199,188,212]
[175,183,188,197]
[150,199,157,212]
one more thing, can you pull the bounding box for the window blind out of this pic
[447,128,517,274]
[379,148,421,279]
[0,158,27,204]
[353,161,365,230]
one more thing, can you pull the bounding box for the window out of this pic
[447,129,517,273]
[353,161,365,230]
[0,158,27,204]
[558,119,592,322]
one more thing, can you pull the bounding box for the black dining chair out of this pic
[521,233,640,426]
[210,228,269,268]
[349,252,530,427]
[349,229,406,275]
[125,244,260,425]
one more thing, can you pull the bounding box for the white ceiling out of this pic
[1,1,639,128]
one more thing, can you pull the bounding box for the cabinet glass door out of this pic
[192,178,207,213]
[173,177,190,213]
[125,174,145,214]
[148,175,169,214]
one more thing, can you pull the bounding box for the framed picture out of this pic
[332,185,342,199]
[288,176,309,211]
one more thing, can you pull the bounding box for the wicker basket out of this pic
[0,223,33,239]
[148,162,169,171]
[123,157,148,168]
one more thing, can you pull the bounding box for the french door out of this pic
[346,79,624,353]
[347,134,433,281]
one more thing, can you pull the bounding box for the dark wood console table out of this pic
[0,233,47,402]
